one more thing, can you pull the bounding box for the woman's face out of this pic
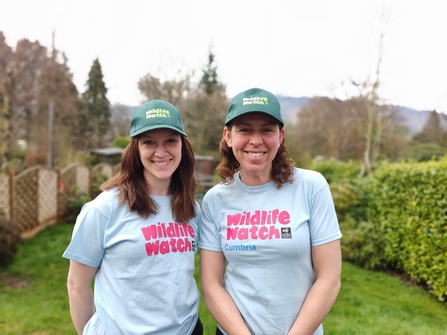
[138,128,182,192]
[224,112,284,185]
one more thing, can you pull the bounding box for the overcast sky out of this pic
[1,0,446,112]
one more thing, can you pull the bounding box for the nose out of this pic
[250,132,263,146]
[155,144,166,157]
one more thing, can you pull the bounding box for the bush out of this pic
[68,187,92,222]
[111,136,131,149]
[339,217,385,270]
[0,211,21,267]
[67,172,107,222]
[308,159,361,184]
[400,143,447,162]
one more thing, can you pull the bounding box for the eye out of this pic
[142,140,154,145]
[237,128,251,133]
[166,138,178,144]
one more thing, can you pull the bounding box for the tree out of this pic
[0,32,82,168]
[289,97,365,165]
[137,50,228,157]
[81,58,110,148]
[0,32,14,167]
[137,69,193,110]
[200,47,224,96]
[184,49,227,155]
[413,110,446,147]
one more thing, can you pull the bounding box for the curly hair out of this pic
[100,136,198,222]
[215,123,295,188]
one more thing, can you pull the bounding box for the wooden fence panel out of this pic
[0,173,11,220]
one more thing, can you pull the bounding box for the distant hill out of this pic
[111,97,431,137]
[394,106,431,136]
[276,96,431,136]
[276,95,310,122]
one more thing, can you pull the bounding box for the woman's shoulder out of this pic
[88,188,121,209]
[293,167,328,185]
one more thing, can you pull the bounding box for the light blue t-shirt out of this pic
[198,168,342,335]
[63,188,200,335]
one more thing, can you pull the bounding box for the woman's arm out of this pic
[287,239,342,335]
[200,249,252,335]
[67,260,98,335]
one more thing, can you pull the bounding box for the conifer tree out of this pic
[200,48,224,96]
[82,58,110,148]
[413,110,446,147]
[184,48,227,155]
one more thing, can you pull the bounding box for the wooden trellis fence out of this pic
[0,163,119,239]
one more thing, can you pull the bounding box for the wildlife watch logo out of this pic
[225,209,292,241]
[140,222,195,256]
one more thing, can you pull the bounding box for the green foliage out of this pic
[401,143,446,162]
[339,158,447,301]
[67,172,107,221]
[339,217,385,269]
[367,159,447,301]
[81,58,111,148]
[329,182,360,218]
[308,159,361,184]
[111,135,130,149]
[0,211,21,267]
[200,48,225,96]
[412,110,447,147]
[67,187,91,222]
[92,173,108,198]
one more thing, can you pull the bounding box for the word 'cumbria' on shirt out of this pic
[226,209,291,241]
[141,222,195,256]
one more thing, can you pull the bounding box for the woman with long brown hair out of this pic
[64,100,203,335]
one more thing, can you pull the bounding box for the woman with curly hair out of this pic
[199,88,342,335]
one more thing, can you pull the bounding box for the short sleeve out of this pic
[309,178,342,246]
[62,202,108,267]
[197,197,223,252]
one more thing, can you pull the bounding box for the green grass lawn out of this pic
[1,224,446,334]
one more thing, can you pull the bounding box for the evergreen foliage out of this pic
[81,58,111,148]
[200,48,225,96]
[321,158,447,302]
[413,110,447,147]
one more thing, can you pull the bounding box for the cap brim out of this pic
[130,125,187,137]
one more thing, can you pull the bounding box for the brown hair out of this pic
[215,123,295,188]
[100,136,198,222]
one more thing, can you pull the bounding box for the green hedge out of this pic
[312,158,447,302]
[366,159,447,301]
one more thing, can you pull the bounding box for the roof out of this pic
[90,148,124,156]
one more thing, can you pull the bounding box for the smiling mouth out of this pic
[247,152,264,158]
[152,160,171,167]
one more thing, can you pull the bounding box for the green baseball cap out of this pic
[226,87,283,126]
[130,100,187,137]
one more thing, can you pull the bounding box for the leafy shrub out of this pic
[0,211,21,267]
[92,173,108,198]
[308,159,361,184]
[68,187,92,222]
[67,172,107,222]
[400,143,446,162]
[339,217,385,270]
[111,136,131,149]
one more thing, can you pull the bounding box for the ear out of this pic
[223,127,232,147]
[279,128,285,144]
